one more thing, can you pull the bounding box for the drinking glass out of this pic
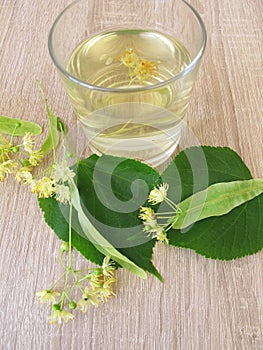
[48,0,206,167]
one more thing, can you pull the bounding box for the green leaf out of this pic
[39,99,59,155]
[118,240,162,281]
[162,146,252,203]
[162,146,263,259]
[38,154,162,280]
[77,154,161,229]
[173,179,263,229]
[0,115,42,136]
[76,154,162,280]
[38,196,105,265]
[70,179,147,279]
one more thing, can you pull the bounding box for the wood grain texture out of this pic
[0,1,262,349]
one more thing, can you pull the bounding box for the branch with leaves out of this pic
[1,83,263,324]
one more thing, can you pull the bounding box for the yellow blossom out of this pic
[35,290,60,305]
[144,222,162,235]
[143,222,157,235]
[143,223,169,244]
[155,230,169,244]
[15,167,33,185]
[77,288,100,312]
[22,132,35,153]
[77,298,90,313]
[87,269,104,288]
[0,134,11,160]
[96,277,116,302]
[139,207,156,222]
[130,58,159,84]
[31,176,54,198]
[77,296,100,313]
[48,310,74,325]
[0,159,18,173]
[54,184,71,204]
[148,183,169,205]
[118,48,138,68]
[101,256,115,277]
[142,217,158,231]
[0,160,18,181]
[28,150,43,166]
[60,242,70,253]
[52,160,75,183]
[118,48,159,85]
[0,133,9,145]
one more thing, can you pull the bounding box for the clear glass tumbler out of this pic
[48,0,206,167]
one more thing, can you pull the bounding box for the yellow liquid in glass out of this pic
[66,29,193,166]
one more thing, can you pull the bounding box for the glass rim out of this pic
[48,0,207,93]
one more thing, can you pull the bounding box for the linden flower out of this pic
[31,176,54,198]
[22,132,35,153]
[139,206,156,222]
[48,310,74,325]
[15,167,33,185]
[77,296,100,313]
[143,221,160,236]
[60,241,70,253]
[52,160,75,183]
[118,48,159,85]
[148,183,169,205]
[28,150,43,166]
[96,277,116,302]
[102,256,115,277]
[54,184,71,204]
[145,222,162,235]
[142,214,158,231]
[156,231,169,244]
[0,160,18,181]
[35,290,60,305]
[77,298,90,313]
[77,289,100,312]
[143,224,169,244]
[87,270,104,288]
[0,133,9,145]
[143,222,158,234]
[118,48,138,68]
[131,59,159,84]
[153,227,169,244]
[0,159,18,173]
[0,134,11,159]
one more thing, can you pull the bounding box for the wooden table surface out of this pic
[0,1,262,349]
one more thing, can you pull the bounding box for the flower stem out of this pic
[59,252,67,270]
[68,201,73,269]
[49,271,67,290]
[164,197,180,212]
[9,124,19,145]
